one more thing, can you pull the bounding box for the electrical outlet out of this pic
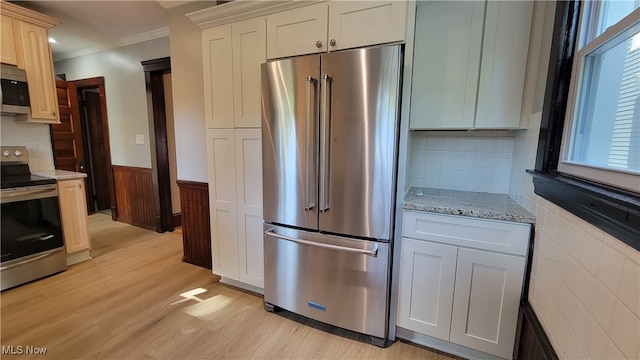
[136,134,145,145]
[453,154,464,171]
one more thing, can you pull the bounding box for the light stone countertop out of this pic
[404,187,535,224]
[33,170,87,180]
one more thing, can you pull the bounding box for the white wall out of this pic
[54,37,170,169]
[168,2,212,183]
[0,117,54,171]
[510,2,640,359]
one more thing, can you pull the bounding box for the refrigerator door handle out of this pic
[305,76,317,211]
[319,73,332,213]
[264,230,378,257]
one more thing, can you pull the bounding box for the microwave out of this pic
[0,64,30,116]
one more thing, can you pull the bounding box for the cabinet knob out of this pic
[52,111,56,116]
[329,39,336,47]
[315,40,322,48]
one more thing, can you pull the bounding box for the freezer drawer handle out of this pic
[264,231,378,257]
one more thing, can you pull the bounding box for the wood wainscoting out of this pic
[113,165,156,231]
[517,300,559,360]
[177,180,212,269]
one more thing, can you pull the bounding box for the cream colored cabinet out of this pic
[202,18,265,128]
[15,20,60,123]
[206,128,264,290]
[58,179,91,254]
[397,211,530,359]
[409,1,533,130]
[1,15,18,65]
[266,1,406,59]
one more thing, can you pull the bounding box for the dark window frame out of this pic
[529,0,640,251]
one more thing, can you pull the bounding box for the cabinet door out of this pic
[15,21,59,123]
[475,1,533,129]
[409,1,484,129]
[328,1,406,51]
[266,3,328,59]
[58,179,91,254]
[235,129,264,288]
[206,129,239,280]
[450,248,526,359]
[232,18,266,128]
[202,26,234,128]
[397,238,457,340]
[1,15,17,65]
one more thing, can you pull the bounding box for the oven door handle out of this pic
[0,248,64,271]
[0,185,58,204]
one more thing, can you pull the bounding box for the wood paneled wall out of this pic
[113,165,156,231]
[177,180,212,269]
[517,301,559,360]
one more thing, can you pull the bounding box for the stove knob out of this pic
[2,150,9,157]
[13,150,23,157]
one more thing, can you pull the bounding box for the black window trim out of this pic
[529,0,640,251]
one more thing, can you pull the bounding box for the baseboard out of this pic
[395,327,504,360]
[67,250,92,266]
[173,212,181,229]
[219,277,264,296]
[182,256,211,270]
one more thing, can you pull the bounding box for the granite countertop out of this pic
[404,187,535,224]
[33,170,87,180]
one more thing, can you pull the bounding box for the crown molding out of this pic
[157,0,198,10]
[0,0,60,28]
[186,0,323,29]
[54,27,169,62]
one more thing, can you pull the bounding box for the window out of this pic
[531,1,640,250]
[560,1,640,192]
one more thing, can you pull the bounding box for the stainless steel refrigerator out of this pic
[261,44,402,345]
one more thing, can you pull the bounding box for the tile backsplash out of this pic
[408,131,515,194]
[0,116,55,171]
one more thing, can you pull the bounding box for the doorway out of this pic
[50,77,116,220]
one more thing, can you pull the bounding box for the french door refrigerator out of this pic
[262,44,402,345]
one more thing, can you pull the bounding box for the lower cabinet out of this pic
[397,211,530,359]
[58,179,91,255]
[206,128,264,290]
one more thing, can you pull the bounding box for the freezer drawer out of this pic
[264,225,390,339]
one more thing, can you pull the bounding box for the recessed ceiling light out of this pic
[48,37,57,43]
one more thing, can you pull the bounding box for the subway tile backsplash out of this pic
[0,116,55,171]
[408,131,515,194]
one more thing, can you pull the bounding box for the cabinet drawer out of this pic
[403,211,530,256]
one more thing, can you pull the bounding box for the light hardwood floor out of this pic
[1,213,457,360]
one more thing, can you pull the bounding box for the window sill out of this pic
[527,170,640,251]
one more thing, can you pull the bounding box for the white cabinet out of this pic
[266,1,407,59]
[58,179,91,254]
[397,238,457,340]
[409,1,533,130]
[397,211,530,359]
[206,128,264,289]
[202,17,265,128]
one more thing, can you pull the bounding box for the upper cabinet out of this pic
[1,15,18,65]
[409,1,533,130]
[266,1,407,59]
[1,2,60,124]
[202,17,265,129]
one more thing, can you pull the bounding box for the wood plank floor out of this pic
[1,213,457,360]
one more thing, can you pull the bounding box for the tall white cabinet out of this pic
[202,17,265,291]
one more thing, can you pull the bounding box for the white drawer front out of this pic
[403,211,530,256]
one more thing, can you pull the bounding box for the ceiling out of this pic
[10,1,185,62]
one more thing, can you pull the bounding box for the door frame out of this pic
[72,77,117,221]
[141,57,173,233]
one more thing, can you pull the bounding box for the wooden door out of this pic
[397,238,457,340]
[52,80,85,173]
[85,91,111,211]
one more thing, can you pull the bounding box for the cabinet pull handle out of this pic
[315,40,322,49]
[329,39,336,47]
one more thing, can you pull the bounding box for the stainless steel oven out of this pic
[1,146,66,291]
